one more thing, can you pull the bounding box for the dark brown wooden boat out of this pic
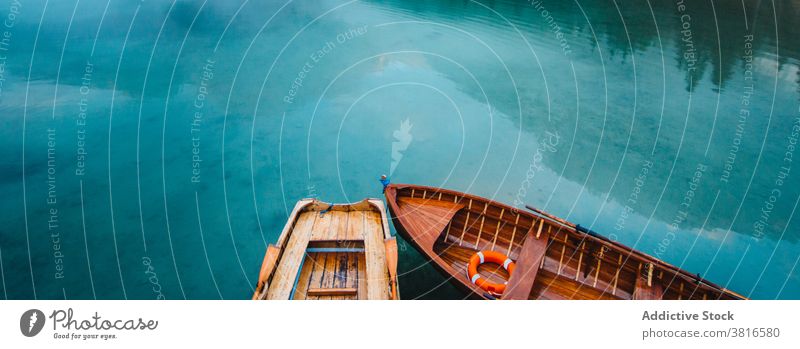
[385,183,745,300]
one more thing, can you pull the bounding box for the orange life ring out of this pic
[467,250,515,296]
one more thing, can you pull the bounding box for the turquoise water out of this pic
[0,0,798,299]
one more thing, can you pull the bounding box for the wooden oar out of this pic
[525,205,610,241]
[384,237,399,300]
[252,245,281,300]
[525,205,574,228]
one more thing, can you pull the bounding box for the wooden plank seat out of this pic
[502,229,551,300]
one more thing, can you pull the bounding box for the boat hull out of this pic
[387,202,485,299]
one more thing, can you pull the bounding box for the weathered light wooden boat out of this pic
[253,199,399,300]
[385,184,745,300]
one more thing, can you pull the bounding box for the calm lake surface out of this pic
[1,0,798,299]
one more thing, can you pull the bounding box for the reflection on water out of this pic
[0,0,798,300]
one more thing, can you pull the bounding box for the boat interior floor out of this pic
[267,209,391,300]
[433,239,624,300]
